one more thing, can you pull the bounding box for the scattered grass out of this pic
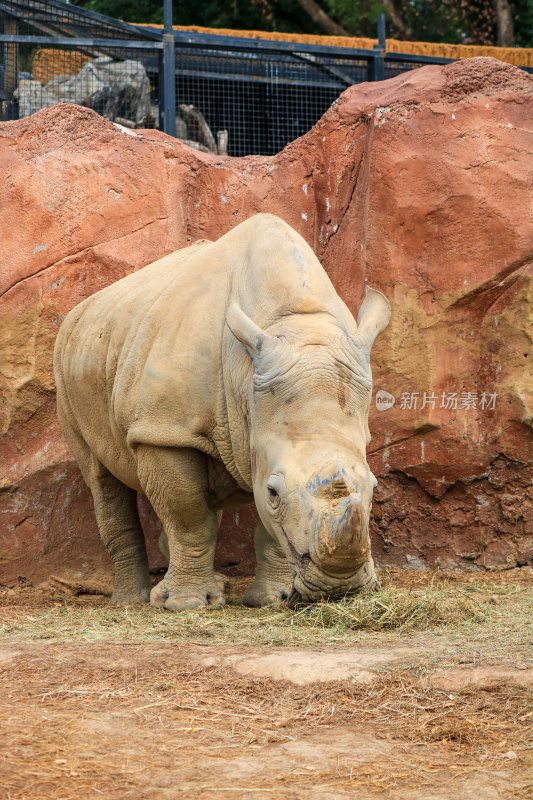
[0,571,531,657]
[1,569,531,800]
[290,582,491,631]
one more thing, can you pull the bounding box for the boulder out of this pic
[0,57,531,585]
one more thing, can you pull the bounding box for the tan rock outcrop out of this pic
[1,57,531,584]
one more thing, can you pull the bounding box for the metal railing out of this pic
[1,1,531,157]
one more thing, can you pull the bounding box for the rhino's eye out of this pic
[267,477,282,509]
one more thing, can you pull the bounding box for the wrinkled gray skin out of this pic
[54,214,390,610]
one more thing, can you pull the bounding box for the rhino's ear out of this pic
[355,287,391,353]
[226,302,273,361]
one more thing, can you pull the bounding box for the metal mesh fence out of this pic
[174,44,369,156]
[3,1,530,155]
[384,57,448,82]
[2,0,156,41]
[1,39,160,126]
[385,61,421,81]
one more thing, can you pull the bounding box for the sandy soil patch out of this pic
[1,569,531,799]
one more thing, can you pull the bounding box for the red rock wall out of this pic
[1,57,531,585]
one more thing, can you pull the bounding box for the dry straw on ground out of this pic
[1,569,531,799]
[1,568,529,650]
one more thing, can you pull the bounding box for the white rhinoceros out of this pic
[54,214,390,609]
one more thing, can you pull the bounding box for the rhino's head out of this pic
[227,287,390,605]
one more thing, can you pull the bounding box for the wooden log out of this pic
[217,129,228,156]
[179,103,218,153]
[49,574,112,597]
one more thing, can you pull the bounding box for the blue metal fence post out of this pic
[160,0,176,136]
[3,13,19,97]
[368,12,385,81]
[377,12,386,50]
[158,48,165,132]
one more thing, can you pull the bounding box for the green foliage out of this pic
[514,0,533,47]
[325,0,386,37]
[398,0,494,44]
[380,0,533,46]
[74,0,533,45]
[76,0,312,33]
[78,0,162,26]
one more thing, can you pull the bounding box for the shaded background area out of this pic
[76,0,533,49]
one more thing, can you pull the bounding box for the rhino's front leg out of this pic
[137,445,225,611]
[243,520,293,607]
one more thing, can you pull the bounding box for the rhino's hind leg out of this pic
[243,520,293,607]
[87,460,152,605]
[58,410,151,605]
[137,445,225,612]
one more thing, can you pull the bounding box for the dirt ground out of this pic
[1,569,532,800]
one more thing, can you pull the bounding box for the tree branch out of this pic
[293,0,350,37]
[384,0,412,40]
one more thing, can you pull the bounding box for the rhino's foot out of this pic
[150,577,225,612]
[244,521,293,607]
[110,585,151,605]
[242,578,291,608]
[110,571,151,605]
[214,571,229,594]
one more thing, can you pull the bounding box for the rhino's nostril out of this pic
[329,479,349,498]
[312,478,351,500]
[307,465,353,499]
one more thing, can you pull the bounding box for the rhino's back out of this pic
[54,213,357,490]
[54,237,230,483]
[57,237,213,350]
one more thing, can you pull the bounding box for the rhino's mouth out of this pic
[279,524,378,607]
[287,587,303,608]
[287,561,379,607]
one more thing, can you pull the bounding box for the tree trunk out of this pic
[361,0,368,37]
[294,0,350,37]
[493,0,515,47]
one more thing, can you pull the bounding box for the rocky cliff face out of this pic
[1,57,531,584]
